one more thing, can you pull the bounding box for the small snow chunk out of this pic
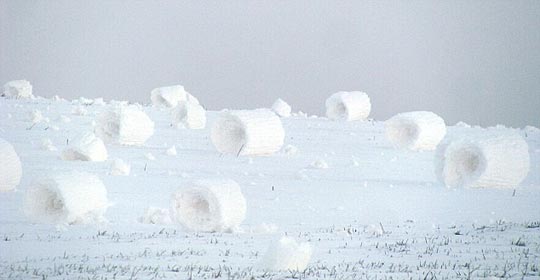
[145,152,156,161]
[71,105,88,116]
[110,158,130,176]
[455,121,471,128]
[260,237,312,271]
[271,98,292,117]
[310,159,329,169]
[29,110,44,124]
[283,144,298,156]
[166,145,177,156]
[139,207,172,224]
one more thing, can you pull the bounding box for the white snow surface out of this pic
[325,91,371,121]
[385,111,447,151]
[0,98,539,279]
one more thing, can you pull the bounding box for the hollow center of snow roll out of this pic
[39,188,66,219]
[329,102,348,119]
[446,146,485,186]
[390,121,419,148]
[180,191,215,229]
[217,119,246,154]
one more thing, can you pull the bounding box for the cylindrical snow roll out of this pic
[271,98,292,118]
[24,172,109,224]
[385,111,447,151]
[95,105,154,146]
[211,109,285,156]
[260,237,312,271]
[325,91,371,121]
[150,85,199,108]
[170,179,246,232]
[3,80,33,99]
[0,138,22,192]
[435,134,530,188]
[61,132,108,161]
[172,101,206,129]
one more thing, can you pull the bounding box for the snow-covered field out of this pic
[1,97,539,279]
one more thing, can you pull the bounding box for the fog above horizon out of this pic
[1,1,539,127]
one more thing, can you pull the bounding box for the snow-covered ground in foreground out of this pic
[0,97,539,279]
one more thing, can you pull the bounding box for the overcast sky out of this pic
[1,1,539,127]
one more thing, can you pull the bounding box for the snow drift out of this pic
[261,237,312,271]
[172,101,206,129]
[95,104,154,145]
[2,80,33,99]
[435,133,530,188]
[385,111,447,151]
[0,138,22,192]
[171,179,246,232]
[211,109,285,156]
[150,85,199,108]
[61,132,108,162]
[271,98,292,118]
[24,172,109,224]
[325,91,371,121]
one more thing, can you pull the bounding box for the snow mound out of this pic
[211,109,285,156]
[95,104,154,146]
[435,133,530,188]
[385,111,447,151]
[109,158,130,176]
[24,172,109,224]
[260,237,312,271]
[150,85,199,108]
[310,159,329,169]
[61,132,108,162]
[172,101,206,129]
[139,207,172,225]
[0,138,22,192]
[271,98,292,117]
[171,179,246,232]
[2,80,33,99]
[166,145,177,156]
[325,91,371,121]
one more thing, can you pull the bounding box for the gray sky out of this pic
[1,1,539,127]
